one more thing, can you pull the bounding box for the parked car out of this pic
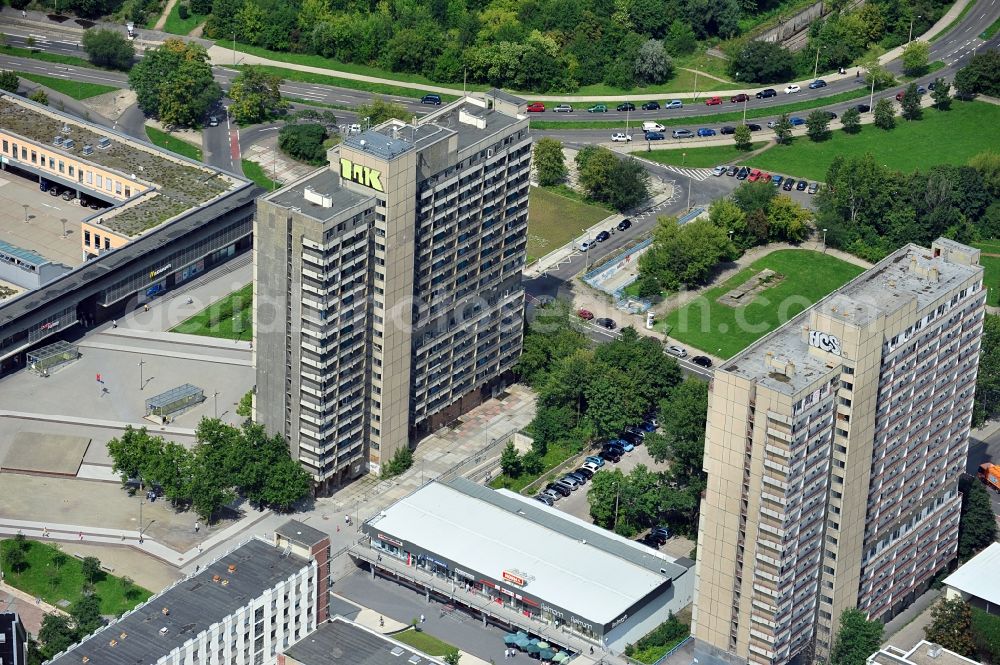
[609,438,634,452]
[559,476,581,490]
[672,129,694,139]
[736,166,750,180]
[645,132,665,140]
[731,93,750,103]
[664,100,683,109]
[712,165,727,176]
[637,535,661,549]
[855,103,872,113]
[767,120,779,129]
[783,178,795,191]
[595,230,611,242]
[577,309,594,320]
[650,526,671,543]
[208,115,219,126]
[748,169,762,182]
[617,102,636,112]
[692,355,713,368]
[617,218,632,232]
[785,84,801,94]
[600,447,622,462]
[575,467,595,480]
[552,479,577,493]
[808,182,819,194]
[541,489,561,501]
[772,175,783,187]
[705,96,723,106]
[88,200,100,210]
[602,441,625,456]
[546,482,571,497]
[595,317,617,329]
[808,79,827,89]
[534,494,554,506]
[822,110,838,120]
[611,132,633,142]
[697,128,717,137]
[62,190,74,201]
[527,102,546,112]
[620,432,643,447]
[746,123,762,131]
[588,104,608,112]
[585,456,605,468]
[49,187,60,196]
[638,420,657,433]
[895,90,905,101]
[553,104,573,112]
[665,344,687,357]
[760,172,772,182]
[421,94,442,105]
[720,126,736,135]
[917,85,927,94]
[756,88,777,98]
[796,179,808,191]
[641,101,661,110]
[726,165,738,176]
[790,116,806,126]
[565,471,588,485]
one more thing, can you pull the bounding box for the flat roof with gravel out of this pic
[283,617,444,665]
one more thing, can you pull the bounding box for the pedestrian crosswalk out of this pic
[662,165,716,182]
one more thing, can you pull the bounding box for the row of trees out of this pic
[128,39,221,128]
[106,419,312,522]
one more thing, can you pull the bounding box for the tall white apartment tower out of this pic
[694,239,986,665]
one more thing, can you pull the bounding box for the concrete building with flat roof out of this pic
[943,541,1000,614]
[279,617,445,665]
[694,239,986,665]
[254,91,530,488]
[0,611,27,665]
[868,640,981,665]
[45,523,330,665]
[0,92,255,374]
[360,477,695,651]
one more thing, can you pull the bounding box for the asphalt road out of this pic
[968,424,1000,517]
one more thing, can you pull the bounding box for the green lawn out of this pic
[241,159,282,191]
[162,3,206,35]
[973,242,1000,306]
[16,72,117,100]
[230,64,456,103]
[660,249,866,358]
[171,284,253,339]
[746,100,1000,181]
[0,44,94,68]
[0,539,151,616]
[391,629,457,657]
[490,438,585,493]
[527,186,611,263]
[981,15,1000,39]
[645,143,766,168]
[573,67,742,97]
[145,126,203,162]
[529,87,872,130]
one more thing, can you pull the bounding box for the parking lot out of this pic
[0,168,99,267]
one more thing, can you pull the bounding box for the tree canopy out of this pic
[228,66,287,125]
[575,146,649,212]
[636,216,739,295]
[958,473,999,560]
[278,123,329,165]
[924,598,976,657]
[82,28,135,70]
[830,609,884,665]
[128,40,221,127]
[533,138,566,187]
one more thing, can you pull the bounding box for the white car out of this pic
[712,165,728,176]
[611,132,633,142]
[347,123,362,134]
[582,461,601,474]
[665,344,688,358]
[784,84,801,94]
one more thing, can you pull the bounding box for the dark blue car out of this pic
[697,128,717,137]
[645,131,665,140]
[790,116,806,126]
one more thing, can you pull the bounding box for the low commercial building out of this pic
[279,617,445,665]
[943,541,1000,615]
[868,640,980,665]
[360,477,694,651]
[45,522,330,665]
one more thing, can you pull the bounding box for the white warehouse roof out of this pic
[366,478,688,625]
[943,541,1000,607]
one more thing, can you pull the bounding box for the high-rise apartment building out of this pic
[254,91,530,489]
[694,239,986,665]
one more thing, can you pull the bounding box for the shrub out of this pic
[278,123,328,165]
[177,3,189,18]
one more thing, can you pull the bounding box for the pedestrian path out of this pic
[0,410,196,437]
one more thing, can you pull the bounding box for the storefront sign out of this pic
[455,569,474,579]
[611,613,629,628]
[499,587,515,597]
[542,604,564,619]
[339,158,384,192]
[570,616,593,632]
[39,321,61,331]
[502,570,527,586]
[377,533,402,547]
[149,264,172,280]
[809,330,841,355]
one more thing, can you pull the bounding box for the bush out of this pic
[972,607,1000,664]
[624,614,690,663]
[381,446,413,478]
[278,123,328,165]
[177,3,189,18]
[190,0,211,13]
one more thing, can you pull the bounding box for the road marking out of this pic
[662,165,714,182]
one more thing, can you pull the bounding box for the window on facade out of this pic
[30,150,37,163]
[21,147,27,159]
[69,165,75,177]
[58,161,64,173]
[115,181,122,195]
[87,171,93,184]
[84,230,91,246]
[104,237,110,250]
[1,140,7,152]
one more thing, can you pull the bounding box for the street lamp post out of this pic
[908,15,922,43]
[743,98,748,124]
[232,32,237,66]
[60,217,67,238]
[22,204,29,222]
[213,391,219,419]
[813,45,822,80]
[138,356,145,391]
[822,228,828,251]
[869,74,876,114]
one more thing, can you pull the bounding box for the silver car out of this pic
[665,344,687,358]
[712,165,728,176]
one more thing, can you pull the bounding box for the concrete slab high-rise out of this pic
[693,239,986,665]
[254,91,530,490]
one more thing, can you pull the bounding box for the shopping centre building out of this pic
[0,92,256,373]
[359,477,695,651]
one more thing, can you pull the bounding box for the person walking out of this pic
[21,9,26,17]
[194,521,200,533]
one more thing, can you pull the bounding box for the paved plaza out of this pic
[0,170,94,268]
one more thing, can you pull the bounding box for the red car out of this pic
[705,96,722,106]
[760,172,772,182]
[731,93,750,103]
[747,169,762,182]
[577,309,594,320]
[527,102,546,112]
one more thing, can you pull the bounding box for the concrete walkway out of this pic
[881,588,943,651]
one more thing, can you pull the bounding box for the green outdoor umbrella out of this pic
[537,642,549,650]
[514,635,531,650]
[552,652,568,663]
[539,648,555,661]
[526,641,541,655]
[504,633,519,645]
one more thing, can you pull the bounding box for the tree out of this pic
[278,123,328,165]
[862,52,896,91]
[259,457,312,512]
[901,40,930,76]
[728,41,794,84]
[585,366,645,439]
[900,83,923,121]
[577,148,649,212]
[70,594,104,635]
[128,40,221,126]
[236,390,253,418]
[733,124,752,151]
[355,96,408,127]
[925,598,976,657]
[634,39,673,85]
[533,138,566,186]
[81,556,102,584]
[958,474,999,560]
[82,28,135,71]
[499,441,521,477]
[190,0,211,13]
[953,50,1000,99]
[805,110,831,141]
[37,614,78,659]
[5,546,26,574]
[106,426,167,486]
[28,89,49,105]
[443,650,461,665]
[830,609,884,665]
[841,107,861,134]
[773,113,792,145]
[228,66,287,125]
[637,217,738,294]
[381,445,414,478]
[873,98,896,130]
[0,70,19,93]
[767,195,812,242]
[665,20,696,55]
[931,77,952,110]
[732,180,776,218]
[177,3,190,19]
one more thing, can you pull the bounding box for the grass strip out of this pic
[17,71,117,99]
[0,44,94,68]
[529,87,872,129]
[145,126,203,162]
[162,3,206,35]
[527,186,612,263]
[1,539,151,616]
[391,629,457,657]
[644,143,766,167]
[931,0,978,41]
[283,96,354,113]
[981,15,1000,39]
[232,64,456,102]
[171,283,253,339]
[241,159,282,191]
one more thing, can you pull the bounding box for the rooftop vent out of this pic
[408,656,422,665]
[53,135,64,146]
[63,139,75,149]
[391,647,406,657]
[220,579,229,586]
[303,186,333,208]
[161,607,170,615]
[228,564,237,573]
[119,632,127,639]
[97,136,111,149]
[82,657,89,663]
[927,644,942,659]
[159,627,169,636]
[109,639,118,647]
[82,145,93,156]
[61,123,71,135]
[212,575,221,583]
